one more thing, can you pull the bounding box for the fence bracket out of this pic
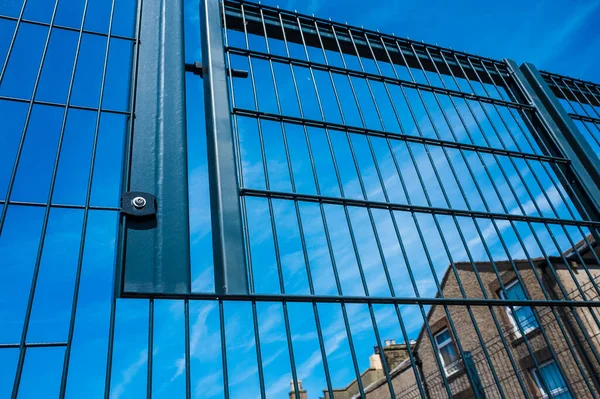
[120,192,157,218]
[184,61,249,78]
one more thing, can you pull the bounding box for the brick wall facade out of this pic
[365,259,600,398]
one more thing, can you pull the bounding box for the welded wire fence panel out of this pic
[541,72,600,159]
[216,1,600,398]
[2,0,600,398]
[0,0,136,397]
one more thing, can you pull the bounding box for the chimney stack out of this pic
[369,351,383,370]
[381,339,413,370]
[289,379,307,399]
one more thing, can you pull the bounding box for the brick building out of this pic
[320,341,416,399]
[294,238,600,398]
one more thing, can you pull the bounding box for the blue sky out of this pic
[1,0,600,398]
[183,0,600,82]
[278,0,600,82]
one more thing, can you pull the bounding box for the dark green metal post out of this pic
[506,59,600,220]
[200,0,249,295]
[118,0,191,295]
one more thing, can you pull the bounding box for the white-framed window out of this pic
[434,328,460,376]
[498,279,539,336]
[531,360,572,399]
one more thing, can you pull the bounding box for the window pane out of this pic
[540,362,569,395]
[503,281,540,332]
[434,330,451,345]
[439,344,459,366]
[505,282,527,301]
[514,306,538,331]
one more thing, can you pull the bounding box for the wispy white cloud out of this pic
[191,267,214,293]
[257,305,407,397]
[111,349,149,399]
[194,371,224,399]
[169,302,219,383]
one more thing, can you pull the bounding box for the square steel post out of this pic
[505,59,600,221]
[118,0,191,295]
[200,0,249,294]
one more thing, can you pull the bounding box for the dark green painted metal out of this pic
[464,352,486,398]
[3,0,600,397]
[506,59,600,221]
[200,0,249,295]
[118,0,191,295]
[121,291,600,308]
[223,1,508,86]
[522,62,600,212]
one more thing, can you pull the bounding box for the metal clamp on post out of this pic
[184,61,249,78]
[120,192,157,218]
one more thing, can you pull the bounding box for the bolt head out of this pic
[132,196,147,209]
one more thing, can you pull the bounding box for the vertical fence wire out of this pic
[221,1,600,398]
[0,0,137,396]
[3,0,600,398]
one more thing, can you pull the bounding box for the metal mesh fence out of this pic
[1,0,600,398]
[541,71,600,159]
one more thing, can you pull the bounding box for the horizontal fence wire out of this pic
[225,46,532,111]
[218,0,600,398]
[0,0,137,397]
[231,107,570,164]
[2,0,600,398]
